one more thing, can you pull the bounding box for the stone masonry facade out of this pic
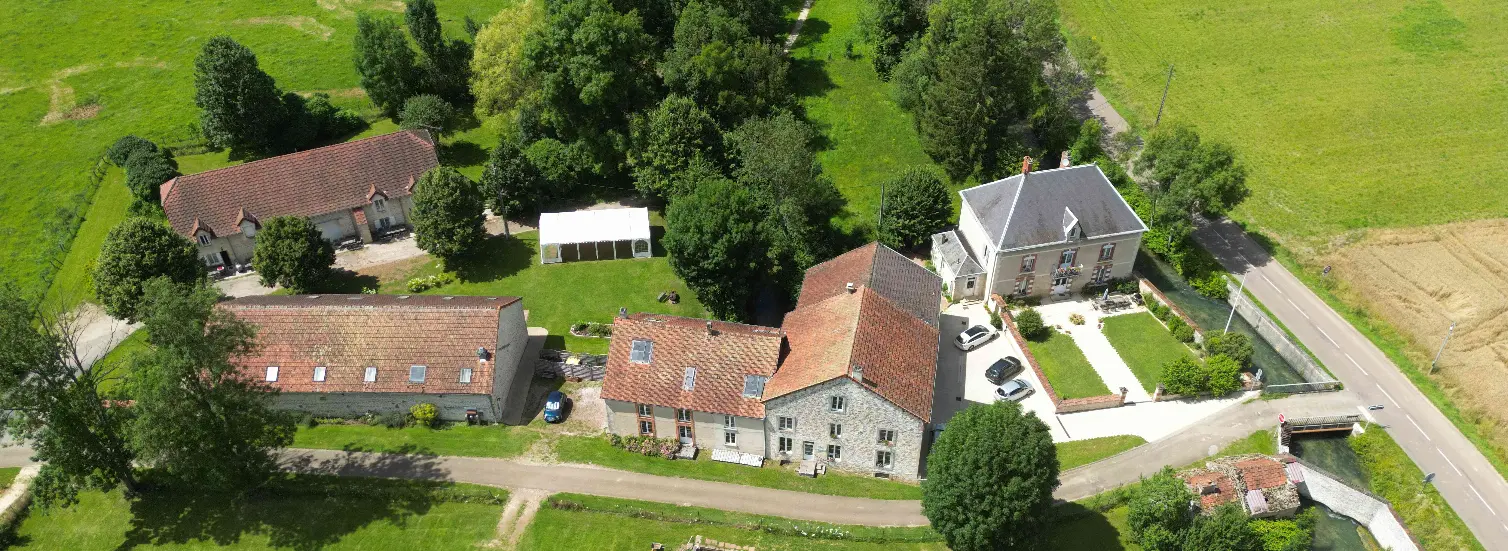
[762,378,926,480]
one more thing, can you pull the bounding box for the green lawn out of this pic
[1208,429,1275,461]
[1351,428,1484,551]
[519,494,946,551]
[1057,435,1147,470]
[1,0,507,298]
[41,167,134,308]
[788,0,955,237]
[367,231,707,354]
[1051,504,1141,551]
[1027,331,1112,399]
[1059,0,1508,246]
[1101,312,1198,393]
[553,435,923,500]
[10,475,506,550]
[293,423,541,459]
[0,467,20,490]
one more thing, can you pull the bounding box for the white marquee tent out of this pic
[537,207,652,264]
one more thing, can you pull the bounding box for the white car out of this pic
[994,379,1035,402]
[954,324,998,351]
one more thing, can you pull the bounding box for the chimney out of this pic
[618,307,628,318]
[706,320,714,336]
[846,282,856,293]
[1060,150,1071,168]
[1021,156,1033,175]
[852,364,864,384]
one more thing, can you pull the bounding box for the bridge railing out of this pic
[1263,381,1343,395]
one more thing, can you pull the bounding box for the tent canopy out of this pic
[538,207,651,245]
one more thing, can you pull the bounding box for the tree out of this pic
[521,0,659,177]
[194,36,287,153]
[1126,467,1195,549]
[1160,355,1204,396]
[0,288,138,508]
[1014,307,1046,340]
[629,95,723,200]
[281,92,366,149]
[251,216,336,292]
[922,400,1058,551]
[1138,124,1249,218]
[400,94,456,137]
[1251,509,1316,551]
[123,148,178,203]
[1068,118,1104,166]
[411,167,486,264]
[878,167,951,248]
[863,0,927,79]
[471,0,545,120]
[107,136,159,167]
[1182,504,1262,551]
[1203,330,1253,368]
[92,218,204,322]
[1204,354,1243,396]
[130,279,294,491]
[916,30,1000,181]
[354,13,418,118]
[662,1,789,127]
[663,178,767,320]
[406,0,473,104]
[480,136,547,217]
[705,0,785,39]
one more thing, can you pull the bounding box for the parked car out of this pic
[543,390,567,423]
[984,356,1024,385]
[994,379,1034,402]
[954,325,998,351]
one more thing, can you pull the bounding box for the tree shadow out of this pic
[316,268,380,294]
[445,234,535,283]
[789,18,830,52]
[439,140,488,168]
[521,374,567,424]
[542,334,567,350]
[789,56,837,99]
[1048,501,1128,550]
[116,451,458,551]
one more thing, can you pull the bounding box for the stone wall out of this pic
[1224,281,1333,384]
[276,391,498,422]
[762,378,926,480]
[1058,392,1127,413]
[1293,458,1420,551]
[1138,278,1204,344]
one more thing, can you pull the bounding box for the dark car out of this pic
[984,356,1024,385]
[544,390,567,423]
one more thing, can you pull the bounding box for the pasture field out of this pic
[0,0,501,298]
[1058,0,1508,247]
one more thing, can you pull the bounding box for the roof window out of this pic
[682,367,697,391]
[742,375,768,398]
[630,339,654,364]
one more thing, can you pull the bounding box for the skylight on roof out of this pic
[630,339,653,364]
[682,367,696,391]
[742,375,768,398]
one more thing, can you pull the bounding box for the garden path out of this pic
[1034,300,1152,402]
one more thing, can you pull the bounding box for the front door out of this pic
[677,425,693,446]
[802,441,814,460]
[219,251,232,266]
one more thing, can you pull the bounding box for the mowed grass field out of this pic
[1058,0,1508,245]
[0,0,504,298]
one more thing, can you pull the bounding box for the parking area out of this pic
[932,302,1068,441]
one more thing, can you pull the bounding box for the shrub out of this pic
[989,308,1003,330]
[296,412,318,429]
[406,272,458,292]
[107,135,159,166]
[1014,308,1047,340]
[410,403,439,428]
[1171,323,1196,343]
[1192,271,1231,299]
[378,410,408,428]
[1069,313,1085,325]
[1161,356,1204,396]
[1203,331,1254,368]
[1204,355,1243,396]
[1111,278,1139,295]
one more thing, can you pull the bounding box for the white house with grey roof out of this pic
[932,162,1147,301]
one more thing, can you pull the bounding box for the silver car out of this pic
[954,324,997,351]
[994,379,1034,402]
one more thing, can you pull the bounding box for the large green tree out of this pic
[193,36,287,153]
[520,0,659,178]
[406,0,473,104]
[1138,124,1250,218]
[251,216,336,293]
[354,13,419,118]
[0,288,138,508]
[131,279,294,492]
[663,178,767,321]
[122,146,178,204]
[471,0,545,121]
[399,94,456,137]
[863,0,927,79]
[411,167,486,264]
[629,95,723,200]
[922,400,1059,551]
[1183,504,1262,551]
[480,136,547,217]
[92,218,205,322]
[878,167,952,248]
[1127,467,1195,551]
[662,1,789,127]
[1203,330,1253,368]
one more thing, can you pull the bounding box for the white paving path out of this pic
[1034,300,1150,402]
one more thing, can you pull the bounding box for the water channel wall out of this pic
[1292,457,1420,551]
[1224,280,1334,384]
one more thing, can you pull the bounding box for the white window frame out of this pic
[677,409,692,422]
[1059,248,1077,268]
[364,366,378,383]
[312,366,327,382]
[876,450,893,470]
[1020,254,1036,274]
[459,367,473,384]
[409,365,427,383]
[778,416,794,431]
[723,430,737,446]
[828,395,846,413]
[827,444,842,462]
[678,425,693,439]
[197,233,211,245]
[1099,243,1116,262]
[265,366,279,382]
[639,420,654,435]
[829,423,842,439]
[724,415,736,429]
[778,436,793,454]
[373,198,387,212]
[878,429,896,446]
[637,404,653,417]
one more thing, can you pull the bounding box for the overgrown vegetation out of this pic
[1351,427,1485,550]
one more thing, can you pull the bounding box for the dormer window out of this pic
[374,198,387,212]
[1062,207,1080,241]
[197,233,211,245]
[240,220,258,238]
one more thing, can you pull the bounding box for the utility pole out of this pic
[1430,320,1456,374]
[1155,64,1175,128]
[1224,273,1247,332]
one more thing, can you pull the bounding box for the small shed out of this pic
[538,207,652,264]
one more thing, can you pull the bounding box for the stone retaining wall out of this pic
[1293,458,1420,551]
[1224,280,1333,383]
[1138,278,1204,344]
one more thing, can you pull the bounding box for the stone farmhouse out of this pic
[222,294,536,424]
[161,130,438,268]
[603,243,942,480]
[932,158,1147,302]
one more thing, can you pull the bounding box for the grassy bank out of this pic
[1351,428,1484,550]
[1101,312,1198,393]
[293,423,541,459]
[1027,331,1111,399]
[1057,435,1147,470]
[553,435,924,500]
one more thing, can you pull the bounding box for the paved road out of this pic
[1195,216,1508,548]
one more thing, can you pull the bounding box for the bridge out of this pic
[1278,413,1363,452]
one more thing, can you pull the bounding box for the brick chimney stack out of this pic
[1060,150,1072,168]
[1021,156,1033,175]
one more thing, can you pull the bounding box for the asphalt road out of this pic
[1195,217,1508,548]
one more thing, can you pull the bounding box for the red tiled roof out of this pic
[601,314,784,418]
[1182,471,1237,510]
[222,294,518,395]
[796,242,942,326]
[769,286,939,420]
[1235,457,1290,490]
[162,130,437,238]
